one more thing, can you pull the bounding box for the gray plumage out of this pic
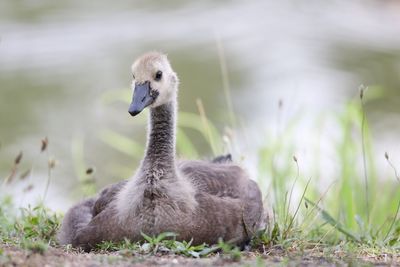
[57,52,264,251]
[57,198,96,246]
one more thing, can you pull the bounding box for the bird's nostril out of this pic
[141,96,146,102]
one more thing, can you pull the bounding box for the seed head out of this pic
[20,169,31,180]
[4,167,16,184]
[41,137,48,152]
[86,167,94,175]
[23,184,34,193]
[15,151,23,165]
[48,159,56,169]
[278,99,283,109]
[359,84,367,100]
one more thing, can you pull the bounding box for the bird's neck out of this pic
[141,101,177,174]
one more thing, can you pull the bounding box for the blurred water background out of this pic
[0,0,400,211]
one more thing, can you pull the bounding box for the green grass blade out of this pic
[98,129,144,158]
[176,128,199,158]
[305,198,359,242]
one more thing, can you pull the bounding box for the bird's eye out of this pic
[132,73,135,80]
[155,71,162,81]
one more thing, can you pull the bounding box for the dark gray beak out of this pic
[128,81,155,116]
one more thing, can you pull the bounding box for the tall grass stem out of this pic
[360,87,370,223]
[196,99,218,155]
[215,33,236,127]
[42,149,51,202]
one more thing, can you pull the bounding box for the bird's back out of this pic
[178,160,254,198]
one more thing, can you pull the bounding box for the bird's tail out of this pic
[57,198,95,245]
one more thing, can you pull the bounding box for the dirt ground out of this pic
[0,245,398,267]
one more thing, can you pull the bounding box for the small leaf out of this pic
[155,232,177,243]
[198,246,219,256]
[271,222,280,241]
[389,238,398,246]
[30,216,39,225]
[188,250,200,258]
[141,232,153,243]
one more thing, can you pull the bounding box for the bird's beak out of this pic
[128,81,155,116]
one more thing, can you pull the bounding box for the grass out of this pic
[0,86,399,265]
[96,233,222,259]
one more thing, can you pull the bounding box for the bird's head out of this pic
[128,52,179,116]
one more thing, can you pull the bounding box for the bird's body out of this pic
[58,52,264,251]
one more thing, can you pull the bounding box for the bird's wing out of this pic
[178,160,245,199]
[93,180,128,216]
